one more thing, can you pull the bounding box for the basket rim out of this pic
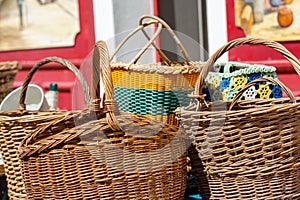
[177,96,300,116]
[0,61,22,72]
[111,61,203,74]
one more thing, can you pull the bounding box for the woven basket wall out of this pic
[19,112,188,199]
[17,41,188,199]
[110,15,203,126]
[111,63,201,125]
[0,57,90,200]
[0,61,21,103]
[177,38,300,199]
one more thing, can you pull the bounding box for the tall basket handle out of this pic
[93,41,121,131]
[139,15,191,64]
[110,20,164,67]
[229,77,296,110]
[194,37,300,96]
[18,57,90,110]
[110,15,192,69]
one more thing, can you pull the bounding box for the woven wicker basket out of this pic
[0,61,21,103]
[110,15,202,125]
[18,41,188,199]
[0,57,90,200]
[177,37,300,200]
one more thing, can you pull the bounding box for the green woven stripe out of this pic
[114,87,193,116]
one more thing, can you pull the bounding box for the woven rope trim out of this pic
[111,61,203,74]
[0,61,21,71]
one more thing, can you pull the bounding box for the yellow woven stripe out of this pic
[183,73,200,87]
[112,69,127,86]
[112,69,199,91]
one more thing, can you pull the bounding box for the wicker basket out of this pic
[110,15,202,126]
[0,57,90,200]
[18,41,188,199]
[0,61,21,103]
[177,37,300,200]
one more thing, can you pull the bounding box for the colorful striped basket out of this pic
[110,15,202,125]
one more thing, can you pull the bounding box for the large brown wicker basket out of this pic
[0,61,21,103]
[18,41,188,199]
[177,37,300,200]
[0,57,90,200]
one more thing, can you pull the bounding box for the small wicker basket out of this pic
[0,57,89,200]
[0,61,21,103]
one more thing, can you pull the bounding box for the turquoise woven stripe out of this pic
[114,87,193,116]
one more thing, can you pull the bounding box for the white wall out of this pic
[205,0,228,61]
[93,0,116,49]
[93,0,155,63]
[93,0,229,61]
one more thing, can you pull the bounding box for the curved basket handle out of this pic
[19,43,121,158]
[139,15,191,64]
[194,37,300,96]
[228,77,296,110]
[111,15,192,69]
[18,57,90,110]
[110,20,164,67]
[93,41,121,131]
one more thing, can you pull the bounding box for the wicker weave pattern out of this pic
[17,41,188,199]
[177,38,300,199]
[19,113,188,199]
[0,57,90,200]
[0,61,21,103]
[114,87,192,114]
[112,70,200,125]
[111,15,202,126]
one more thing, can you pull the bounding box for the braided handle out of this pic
[93,41,121,131]
[18,57,90,110]
[194,37,300,96]
[228,77,296,110]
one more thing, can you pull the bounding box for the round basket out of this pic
[18,41,189,199]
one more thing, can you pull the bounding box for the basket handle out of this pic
[228,77,296,110]
[110,15,191,69]
[18,57,90,110]
[138,15,191,64]
[93,41,121,131]
[110,19,164,65]
[194,37,300,96]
